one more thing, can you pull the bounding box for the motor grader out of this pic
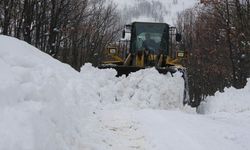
[99,22,189,104]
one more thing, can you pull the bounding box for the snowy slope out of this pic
[1,35,250,150]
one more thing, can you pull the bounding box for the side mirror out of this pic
[176,33,182,42]
[122,30,125,39]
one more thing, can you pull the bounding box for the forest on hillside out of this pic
[0,0,250,106]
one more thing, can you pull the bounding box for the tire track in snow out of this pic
[97,109,147,150]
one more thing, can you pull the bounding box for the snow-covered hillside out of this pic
[1,35,250,150]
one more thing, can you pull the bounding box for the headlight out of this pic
[177,51,185,58]
[109,48,117,54]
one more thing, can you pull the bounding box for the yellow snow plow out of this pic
[99,22,189,104]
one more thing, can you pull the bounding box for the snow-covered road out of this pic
[81,108,250,150]
[1,35,250,150]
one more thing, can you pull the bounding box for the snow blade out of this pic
[98,65,177,77]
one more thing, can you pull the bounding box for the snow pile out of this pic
[0,35,184,150]
[198,79,250,114]
[80,64,184,109]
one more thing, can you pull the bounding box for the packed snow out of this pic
[1,35,250,150]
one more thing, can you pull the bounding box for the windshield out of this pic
[131,22,169,54]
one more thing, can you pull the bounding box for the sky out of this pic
[111,0,198,25]
[112,0,197,8]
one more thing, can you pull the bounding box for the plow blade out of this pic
[98,65,177,77]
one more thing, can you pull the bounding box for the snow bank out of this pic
[0,35,93,150]
[0,35,184,150]
[198,79,250,114]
